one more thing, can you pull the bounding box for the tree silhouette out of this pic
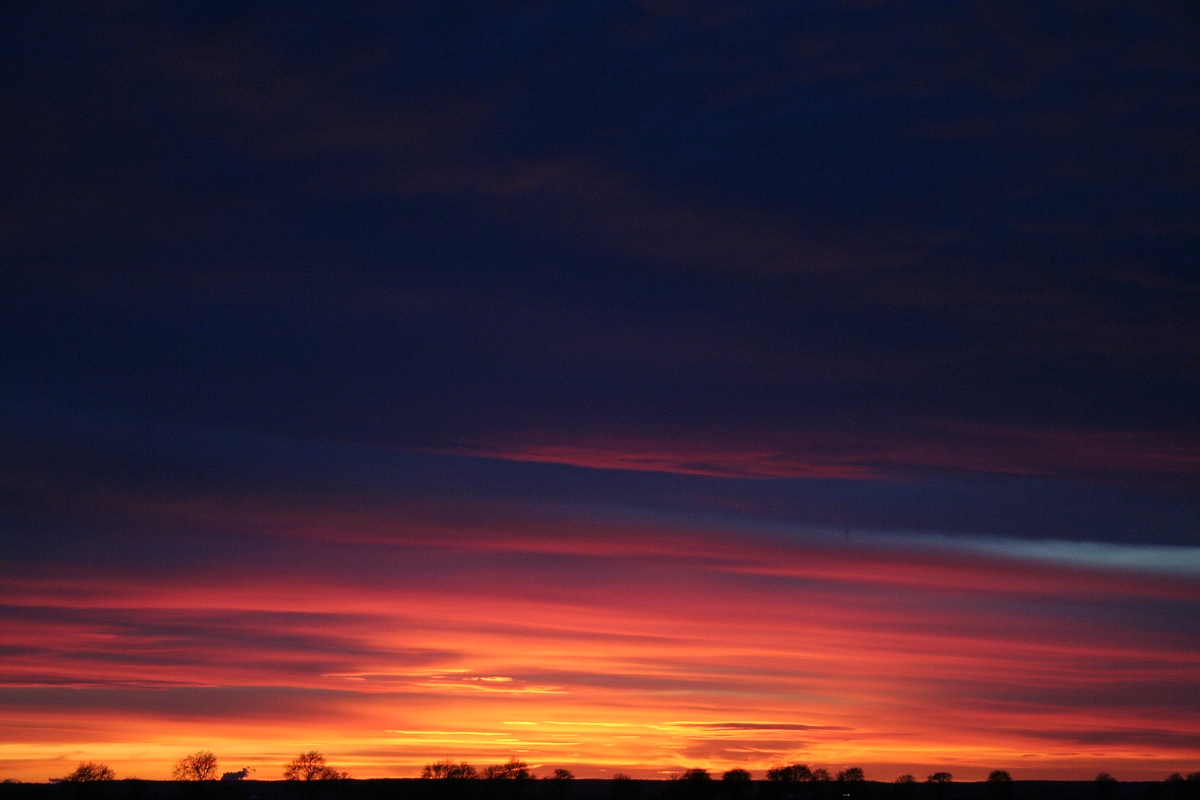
[766,764,812,782]
[810,768,831,782]
[421,760,477,779]
[925,773,952,798]
[173,751,218,781]
[986,770,1013,798]
[1095,773,1118,798]
[720,769,751,800]
[893,775,917,799]
[546,768,575,800]
[1167,772,1200,800]
[1166,773,1189,800]
[283,751,347,781]
[673,769,713,800]
[483,758,532,780]
[833,767,865,798]
[60,763,115,782]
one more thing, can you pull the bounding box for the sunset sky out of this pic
[2,0,1199,784]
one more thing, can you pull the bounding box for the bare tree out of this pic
[483,758,532,780]
[837,768,865,782]
[173,751,219,781]
[59,763,115,782]
[551,769,575,780]
[283,751,347,781]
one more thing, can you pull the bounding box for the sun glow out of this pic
[2,514,1197,782]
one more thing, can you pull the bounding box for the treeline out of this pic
[15,752,1200,797]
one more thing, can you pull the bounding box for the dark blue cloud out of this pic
[1,0,1197,548]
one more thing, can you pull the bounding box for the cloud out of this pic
[448,420,1200,489]
[1,1,1198,783]
[672,722,851,732]
[898,535,1200,578]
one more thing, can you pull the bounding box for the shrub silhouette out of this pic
[721,769,751,782]
[173,752,218,781]
[283,751,347,781]
[422,760,477,779]
[679,769,711,782]
[551,769,574,780]
[60,763,115,782]
[926,772,952,784]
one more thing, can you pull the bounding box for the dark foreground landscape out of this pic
[3,780,1198,800]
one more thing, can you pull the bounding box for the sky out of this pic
[1,0,1198,784]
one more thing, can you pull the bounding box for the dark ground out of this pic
[2,780,1197,800]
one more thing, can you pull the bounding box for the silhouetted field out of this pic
[2,779,1196,800]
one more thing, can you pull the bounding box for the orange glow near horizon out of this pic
[2,504,1198,784]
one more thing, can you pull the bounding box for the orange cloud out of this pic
[437,421,1200,488]
[2,516,1197,781]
